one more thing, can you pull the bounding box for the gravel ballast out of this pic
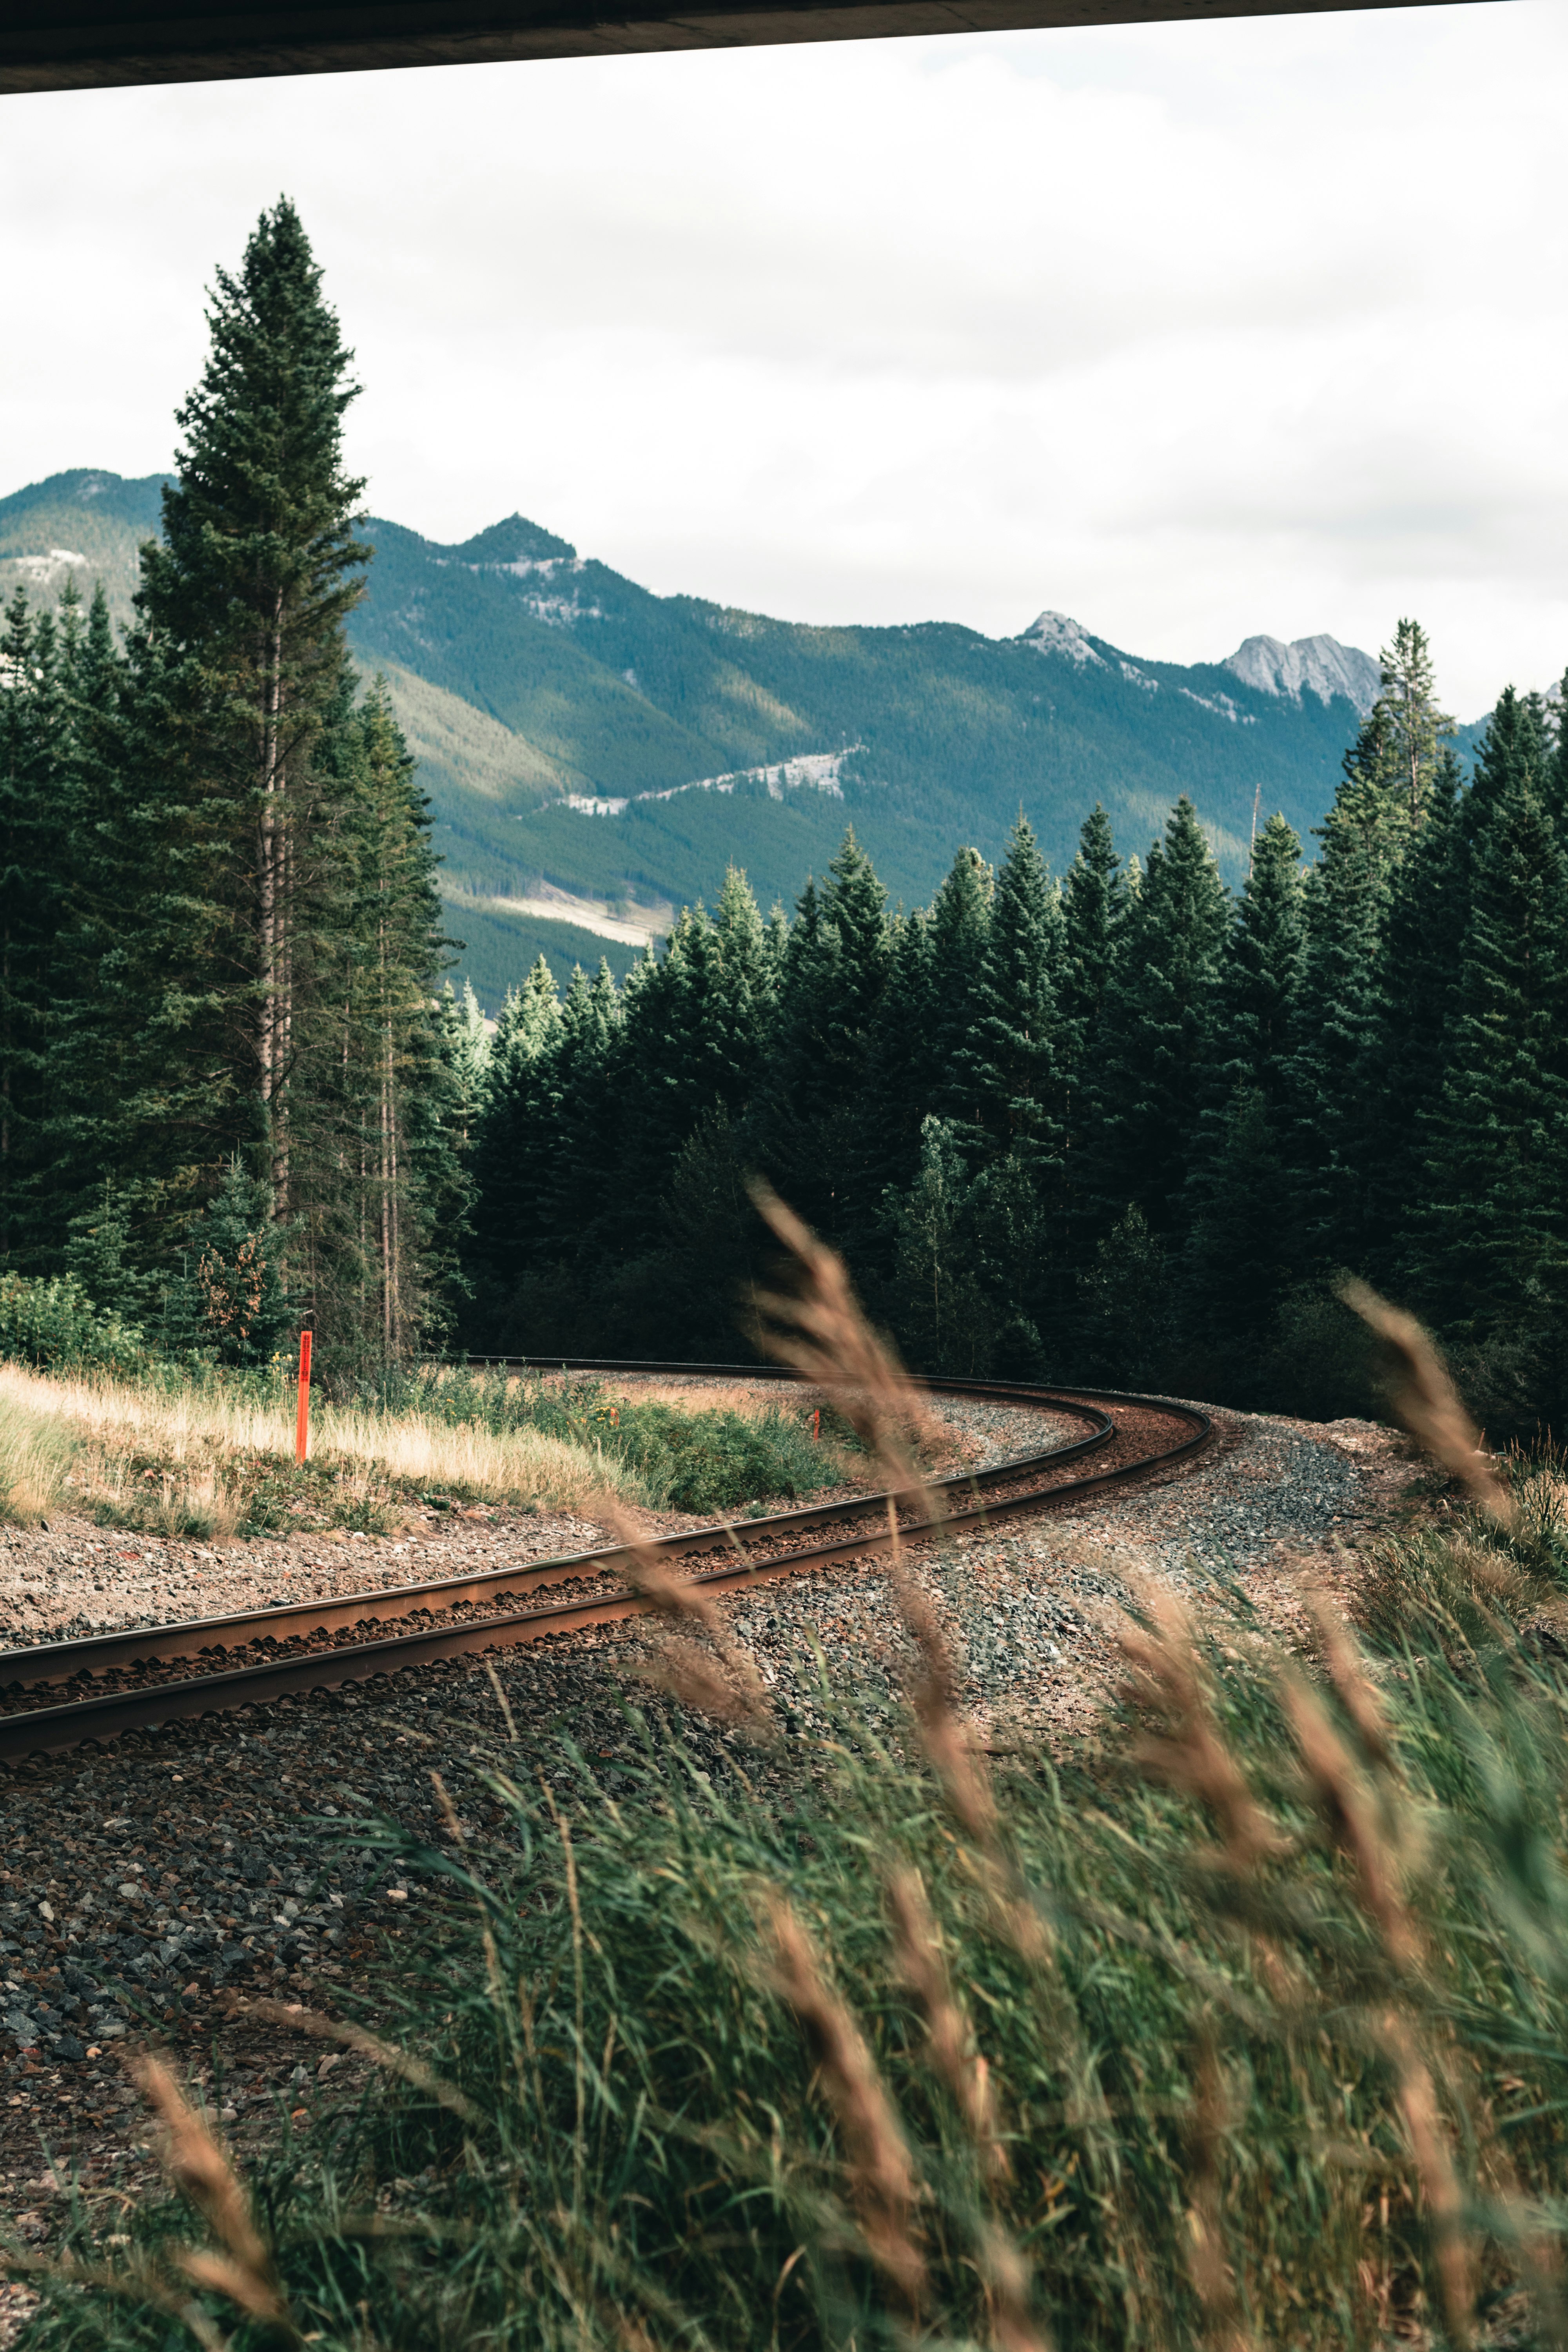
[0,1509,614,1650]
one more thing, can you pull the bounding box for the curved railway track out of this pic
[0,1364,1212,1762]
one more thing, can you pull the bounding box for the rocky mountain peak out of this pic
[1221,632,1379,716]
[1021,610,1106,668]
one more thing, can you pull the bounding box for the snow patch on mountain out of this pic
[645,749,853,806]
[10,549,88,576]
[514,593,605,627]
[1222,633,1379,716]
[479,555,588,582]
[445,551,605,629]
[559,748,858,818]
[1179,686,1255,727]
[464,880,672,948]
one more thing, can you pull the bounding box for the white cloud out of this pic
[1,0,1565,712]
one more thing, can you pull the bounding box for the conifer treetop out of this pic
[142,196,368,664]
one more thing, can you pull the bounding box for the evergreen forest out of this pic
[3,194,1565,1430]
[466,645,1568,1433]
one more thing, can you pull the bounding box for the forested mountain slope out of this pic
[0,469,162,627]
[0,466,1478,1004]
[350,511,1381,928]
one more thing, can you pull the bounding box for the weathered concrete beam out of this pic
[0,0,1489,98]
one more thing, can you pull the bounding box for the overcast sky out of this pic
[2,0,1564,714]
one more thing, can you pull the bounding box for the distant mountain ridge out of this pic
[1223,633,1382,713]
[1022,608,1379,721]
[0,467,1431,1006]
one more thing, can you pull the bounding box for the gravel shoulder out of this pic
[0,1392,1421,2313]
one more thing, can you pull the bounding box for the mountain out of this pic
[2,467,1406,1008]
[1221,632,1381,711]
[0,468,164,622]
[348,512,1396,1003]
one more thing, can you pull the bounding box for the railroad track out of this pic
[0,1364,1212,1762]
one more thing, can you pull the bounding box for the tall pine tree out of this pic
[1372,618,1455,832]
[1357,753,1467,1283]
[468,955,562,1304]
[1405,771,1568,1375]
[924,846,993,1148]
[105,198,369,1257]
[752,833,889,1248]
[0,589,74,1264]
[45,205,457,1360]
[1082,797,1228,1237]
[1180,813,1305,1373]
[1283,724,1406,1270]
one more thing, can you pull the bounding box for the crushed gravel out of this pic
[0,1509,612,1650]
[903,1392,1082,1472]
[0,1394,1416,2258]
[590,1403,1412,1752]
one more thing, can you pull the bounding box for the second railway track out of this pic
[0,1365,1211,1761]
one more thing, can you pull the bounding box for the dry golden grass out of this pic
[314,1399,643,1509]
[0,1359,647,1527]
[0,1382,77,1524]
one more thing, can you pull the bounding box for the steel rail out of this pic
[0,1372,1210,1760]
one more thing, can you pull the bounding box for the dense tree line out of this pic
[465,622,1568,1430]
[0,202,464,1372]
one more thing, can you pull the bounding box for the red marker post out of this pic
[295,1330,313,1465]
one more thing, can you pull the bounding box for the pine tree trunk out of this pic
[278,819,293,1208]
[2,920,11,1178]
[379,915,392,1353]
[388,1042,400,1353]
[380,1062,392,1354]
[258,604,289,1218]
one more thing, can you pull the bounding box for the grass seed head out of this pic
[887,1866,1009,2182]
[599,1495,776,1735]
[132,2057,296,2339]
[1305,1592,1399,1774]
[763,1892,927,2303]
[977,2220,1055,2352]
[1278,1671,1422,1971]
[1181,2035,1259,2352]
[748,1180,943,1492]
[232,1997,479,2121]
[1382,2014,1475,2348]
[1339,1279,1511,1524]
[1120,1589,1286,1869]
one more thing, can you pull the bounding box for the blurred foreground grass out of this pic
[13,1459,1568,2352]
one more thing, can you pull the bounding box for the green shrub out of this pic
[383,1365,851,1513]
[0,1271,145,1374]
[603,1397,835,1511]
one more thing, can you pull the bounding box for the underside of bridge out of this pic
[1,0,1481,97]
